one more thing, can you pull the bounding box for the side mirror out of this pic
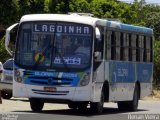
[94,51,100,57]
[95,27,102,52]
[5,23,19,56]
[96,27,100,39]
[94,51,101,60]
[11,51,15,56]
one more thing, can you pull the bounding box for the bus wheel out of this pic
[118,84,139,111]
[1,91,12,99]
[128,84,139,111]
[77,102,88,111]
[68,102,78,109]
[90,91,104,114]
[29,98,44,112]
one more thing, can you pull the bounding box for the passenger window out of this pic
[131,34,136,61]
[128,34,132,61]
[116,32,120,60]
[139,36,144,62]
[136,35,140,61]
[123,33,129,61]
[146,37,151,62]
[106,31,112,60]
[111,31,116,60]
[120,32,124,60]
[143,37,147,62]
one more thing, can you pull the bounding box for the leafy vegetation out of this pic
[0,0,160,86]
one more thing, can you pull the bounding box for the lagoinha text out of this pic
[33,24,91,34]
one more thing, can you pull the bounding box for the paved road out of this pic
[0,98,160,120]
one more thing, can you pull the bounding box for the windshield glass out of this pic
[15,22,93,71]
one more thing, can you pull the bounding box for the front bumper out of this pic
[13,82,92,102]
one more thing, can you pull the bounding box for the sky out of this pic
[119,0,160,4]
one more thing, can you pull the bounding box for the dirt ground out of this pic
[142,89,160,101]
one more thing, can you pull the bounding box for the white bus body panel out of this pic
[92,61,105,102]
[13,80,92,101]
[140,83,152,98]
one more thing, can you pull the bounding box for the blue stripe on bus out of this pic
[109,61,152,83]
[106,21,153,35]
[23,71,81,87]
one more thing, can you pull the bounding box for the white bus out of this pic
[5,13,153,114]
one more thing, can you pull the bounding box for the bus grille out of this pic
[28,76,73,86]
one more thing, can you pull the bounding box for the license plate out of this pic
[44,87,56,92]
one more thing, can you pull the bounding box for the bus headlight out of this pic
[16,77,23,83]
[15,70,21,77]
[15,70,22,83]
[79,73,90,86]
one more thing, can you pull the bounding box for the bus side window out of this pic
[120,32,124,60]
[106,31,111,60]
[141,36,144,62]
[129,34,132,61]
[111,31,116,60]
[136,35,140,61]
[150,37,153,62]
[99,33,104,59]
[143,36,147,62]
[131,34,136,61]
[146,36,151,62]
[116,32,120,60]
[124,33,129,61]
[138,35,144,62]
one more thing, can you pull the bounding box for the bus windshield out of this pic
[15,22,93,71]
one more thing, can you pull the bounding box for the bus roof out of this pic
[96,20,153,35]
[20,14,98,26]
[20,14,153,35]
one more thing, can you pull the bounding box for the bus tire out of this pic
[68,102,88,111]
[68,102,78,109]
[1,91,12,99]
[128,84,139,111]
[118,84,139,111]
[77,102,88,111]
[90,91,104,114]
[30,98,44,112]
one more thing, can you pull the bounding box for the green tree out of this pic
[44,0,69,13]
[29,0,45,13]
[18,0,45,16]
[69,0,90,13]
[0,37,10,63]
[153,40,160,86]
[0,0,18,26]
[90,0,114,18]
[90,0,132,21]
[140,4,160,39]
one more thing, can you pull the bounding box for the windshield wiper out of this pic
[33,42,50,68]
[53,45,70,72]
[50,23,70,72]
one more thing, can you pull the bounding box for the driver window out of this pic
[95,27,104,60]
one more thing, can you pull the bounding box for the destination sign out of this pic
[54,57,81,65]
[33,24,92,35]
